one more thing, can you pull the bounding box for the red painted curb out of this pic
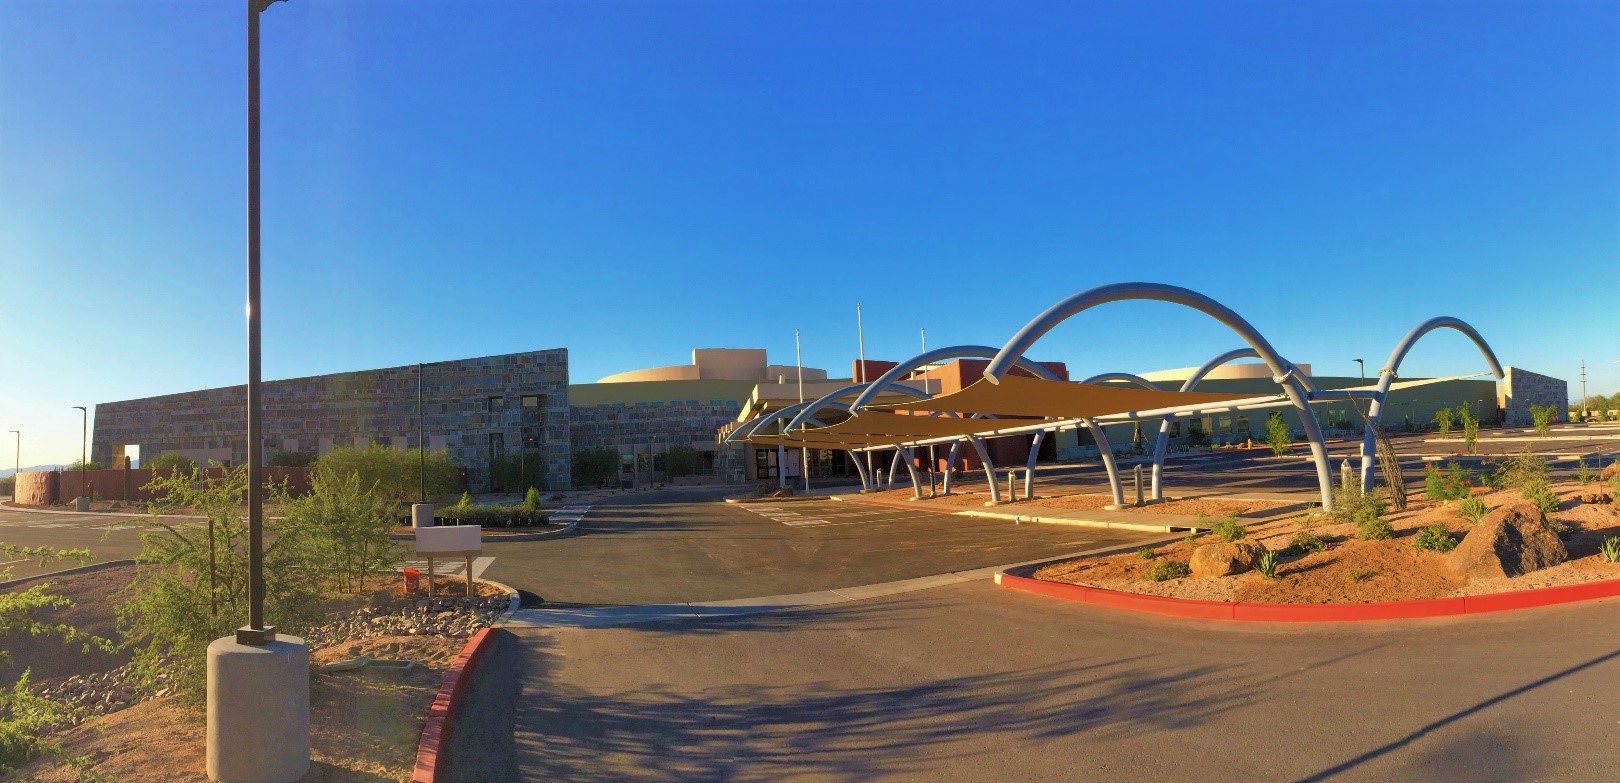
[411,627,496,783]
[998,572,1620,623]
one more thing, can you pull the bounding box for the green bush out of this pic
[268,450,317,468]
[1457,496,1488,524]
[1210,513,1246,543]
[1434,407,1454,437]
[1574,458,1597,484]
[1423,461,1474,502]
[1489,452,1548,490]
[121,465,323,706]
[316,445,461,506]
[281,470,405,594]
[1147,560,1190,581]
[0,476,12,497]
[524,487,541,511]
[1135,546,1157,560]
[1289,531,1326,555]
[1256,549,1279,579]
[489,451,548,493]
[1601,537,1620,564]
[1521,480,1561,515]
[1332,487,1394,540]
[145,451,197,473]
[1265,412,1292,457]
[654,444,705,478]
[63,459,104,472]
[435,503,547,528]
[1529,404,1556,436]
[1357,517,1395,540]
[1184,419,1210,448]
[1458,402,1480,454]
[572,447,622,488]
[1414,524,1457,552]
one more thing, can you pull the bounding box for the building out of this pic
[568,349,829,484]
[1498,367,1569,426]
[91,349,571,491]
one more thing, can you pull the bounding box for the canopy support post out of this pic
[1023,430,1044,499]
[1087,419,1126,508]
[969,437,1001,504]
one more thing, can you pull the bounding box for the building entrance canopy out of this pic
[867,375,1257,421]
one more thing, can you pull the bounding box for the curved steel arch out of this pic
[1077,372,1163,507]
[723,403,879,492]
[847,345,1062,412]
[984,282,1337,510]
[846,345,1063,505]
[783,382,929,434]
[1151,348,1261,501]
[1359,317,1504,493]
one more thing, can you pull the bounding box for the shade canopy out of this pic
[869,375,1259,419]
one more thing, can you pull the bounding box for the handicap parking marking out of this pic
[780,518,829,526]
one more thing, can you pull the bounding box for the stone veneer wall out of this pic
[92,349,571,492]
[570,400,743,454]
[1499,367,1569,427]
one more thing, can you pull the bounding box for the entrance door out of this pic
[754,448,778,480]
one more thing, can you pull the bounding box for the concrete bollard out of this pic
[411,503,435,528]
[1340,459,1353,494]
[207,635,310,783]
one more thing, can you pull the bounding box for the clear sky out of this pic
[1,0,1616,467]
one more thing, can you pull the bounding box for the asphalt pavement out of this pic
[466,580,1620,783]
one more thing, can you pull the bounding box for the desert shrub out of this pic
[1574,458,1597,484]
[1458,402,1479,454]
[1147,560,1190,581]
[1210,513,1246,543]
[1434,407,1454,437]
[63,459,104,472]
[144,451,197,473]
[1457,496,1488,524]
[1256,549,1279,578]
[435,503,546,528]
[1547,518,1573,540]
[1184,419,1210,448]
[1330,487,1390,539]
[1289,531,1326,555]
[524,487,542,511]
[1135,546,1156,560]
[120,465,324,706]
[1490,452,1548,490]
[280,470,404,594]
[1414,524,1457,552]
[316,445,461,506]
[0,544,108,778]
[1423,462,1473,502]
[268,450,317,468]
[654,444,705,478]
[1601,537,1620,564]
[1265,412,1292,457]
[1344,569,1369,582]
[489,451,548,493]
[0,477,11,497]
[1520,480,1561,515]
[572,447,622,487]
[1529,404,1556,436]
[1357,516,1394,540]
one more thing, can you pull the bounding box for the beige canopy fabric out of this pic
[798,412,1025,438]
[747,432,919,448]
[869,375,1259,419]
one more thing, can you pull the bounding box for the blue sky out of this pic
[1,0,1615,466]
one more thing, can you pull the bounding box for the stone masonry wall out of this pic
[91,349,571,492]
[1500,366,1569,427]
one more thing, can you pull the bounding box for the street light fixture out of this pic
[1353,358,1365,385]
[71,406,87,506]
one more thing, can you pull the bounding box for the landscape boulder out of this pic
[1190,540,1265,578]
[1445,501,1567,579]
[1602,462,1620,482]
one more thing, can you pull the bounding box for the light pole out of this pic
[1353,359,1365,385]
[6,431,17,501]
[208,3,309,782]
[71,406,87,505]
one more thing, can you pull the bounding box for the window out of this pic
[488,396,505,412]
[521,395,540,408]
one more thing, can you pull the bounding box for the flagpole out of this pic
[796,328,809,492]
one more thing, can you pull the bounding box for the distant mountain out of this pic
[0,466,61,478]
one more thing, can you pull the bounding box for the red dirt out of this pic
[1034,482,1620,604]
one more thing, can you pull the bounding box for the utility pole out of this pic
[71,406,87,505]
[7,431,17,501]
[796,329,808,493]
[1580,359,1588,419]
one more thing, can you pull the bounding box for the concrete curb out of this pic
[389,508,586,543]
[481,578,521,626]
[0,559,138,591]
[0,500,209,520]
[411,627,497,783]
[995,562,1620,623]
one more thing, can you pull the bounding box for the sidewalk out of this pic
[833,491,1312,533]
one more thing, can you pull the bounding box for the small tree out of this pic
[280,470,403,594]
[1264,412,1292,457]
[656,444,705,478]
[1529,404,1555,436]
[144,451,196,474]
[1184,418,1210,448]
[1434,407,1454,437]
[1458,401,1479,454]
